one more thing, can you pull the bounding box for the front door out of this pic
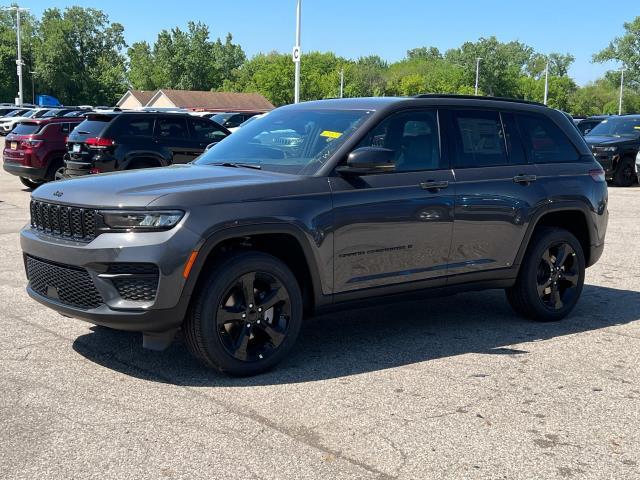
[330,109,455,293]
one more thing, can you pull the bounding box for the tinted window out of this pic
[114,117,154,137]
[155,117,188,139]
[517,113,579,163]
[501,112,526,165]
[450,110,507,168]
[190,118,227,143]
[356,110,442,171]
[587,117,640,138]
[73,116,113,136]
[11,123,41,135]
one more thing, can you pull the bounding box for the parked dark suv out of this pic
[21,95,608,376]
[584,115,640,187]
[63,112,230,177]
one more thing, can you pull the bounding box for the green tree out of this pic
[593,16,640,89]
[35,7,127,104]
[445,36,534,97]
[0,7,39,103]
[127,41,156,90]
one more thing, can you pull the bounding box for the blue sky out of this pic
[25,0,634,85]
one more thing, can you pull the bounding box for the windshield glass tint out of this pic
[73,117,112,136]
[211,113,233,124]
[196,108,372,175]
[587,117,640,137]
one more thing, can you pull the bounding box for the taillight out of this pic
[86,137,114,148]
[589,169,606,182]
[20,139,43,149]
[89,167,102,174]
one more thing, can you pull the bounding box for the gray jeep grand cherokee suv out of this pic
[21,95,608,376]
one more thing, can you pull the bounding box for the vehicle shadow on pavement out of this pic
[72,284,640,386]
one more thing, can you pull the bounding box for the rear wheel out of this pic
[506,227,585,322]
[19,177,44,189]
[613,157,635,187]
[184,252,303,376]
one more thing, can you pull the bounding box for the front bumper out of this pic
[20,221,200,332]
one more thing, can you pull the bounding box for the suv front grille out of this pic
[30,200,97,241]
[26,255,103,309]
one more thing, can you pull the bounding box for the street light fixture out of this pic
[2,5,30,107]
[543,60,549,105]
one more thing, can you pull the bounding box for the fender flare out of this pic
[181,223,328,308]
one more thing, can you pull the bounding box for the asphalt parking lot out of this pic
[1,136,639,480]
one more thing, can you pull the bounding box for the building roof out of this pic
[116,89,157,107]
[148,89,274,112]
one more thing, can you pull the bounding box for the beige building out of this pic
[115,90,157,109]
[145,89,274,112]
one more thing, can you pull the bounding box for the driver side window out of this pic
[356,110,443,171]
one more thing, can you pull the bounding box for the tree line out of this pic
[1,6,639,116]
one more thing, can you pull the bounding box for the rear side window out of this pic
[190,118,228,143]
[112,117,154,137]
[450,110,507,168]
[74,116,113,136]
[155,117,189,139]
[516,113,579,163]
[11,123,42,135]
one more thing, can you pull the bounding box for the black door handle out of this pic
[513,174,537,184]
[420,180,449,191]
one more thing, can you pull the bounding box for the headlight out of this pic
[599,146,618,152]
[100,210,184,230]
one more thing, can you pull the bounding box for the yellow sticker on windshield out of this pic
[320,130,342,139]
[634,126,640,130]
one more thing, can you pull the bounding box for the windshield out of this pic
[211,113,234,124]
[4,109,27,118]
[196,108,372,175]
[587,117,640,138]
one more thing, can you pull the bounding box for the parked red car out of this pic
[3,116,85,189]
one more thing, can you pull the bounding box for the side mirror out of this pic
[337,147,396,176]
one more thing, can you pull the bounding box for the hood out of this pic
[584,135,635,147]
[32,164,304,208]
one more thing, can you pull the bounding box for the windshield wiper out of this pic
[211,162,262,170]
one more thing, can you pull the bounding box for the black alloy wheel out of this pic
[536,242,580,310]
[184,251,303,376]
[216,271,291,362]
[505,227,585,322]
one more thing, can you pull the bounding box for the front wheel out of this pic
[184,252,303,376]
[613,157,636,187]
[506,227,585,322]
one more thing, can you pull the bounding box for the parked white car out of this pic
[0,108,51,135]
[635,149,640,182]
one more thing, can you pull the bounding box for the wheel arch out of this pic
[183,224,327,313]
[515,205,593,269]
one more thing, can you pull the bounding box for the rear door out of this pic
[153,116,193,164]
[445,108,545,279]
[188,117,229,152]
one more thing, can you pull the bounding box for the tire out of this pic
[506,227,585,322]
[613,157,635,187]
[46,158,65,182]
[19,176,44,189]
[184,251,303,376]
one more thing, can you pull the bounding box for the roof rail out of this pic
[414,94,546,107]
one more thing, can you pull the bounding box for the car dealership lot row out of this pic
[1,136,639,479]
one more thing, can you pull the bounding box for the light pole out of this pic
[30,70,36,105]
[474,57,482,96]
[543,60,549,105]
[339,68,344,98]
[618,67,625,115]
[293,0,301,103]
[3,6,29,107]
